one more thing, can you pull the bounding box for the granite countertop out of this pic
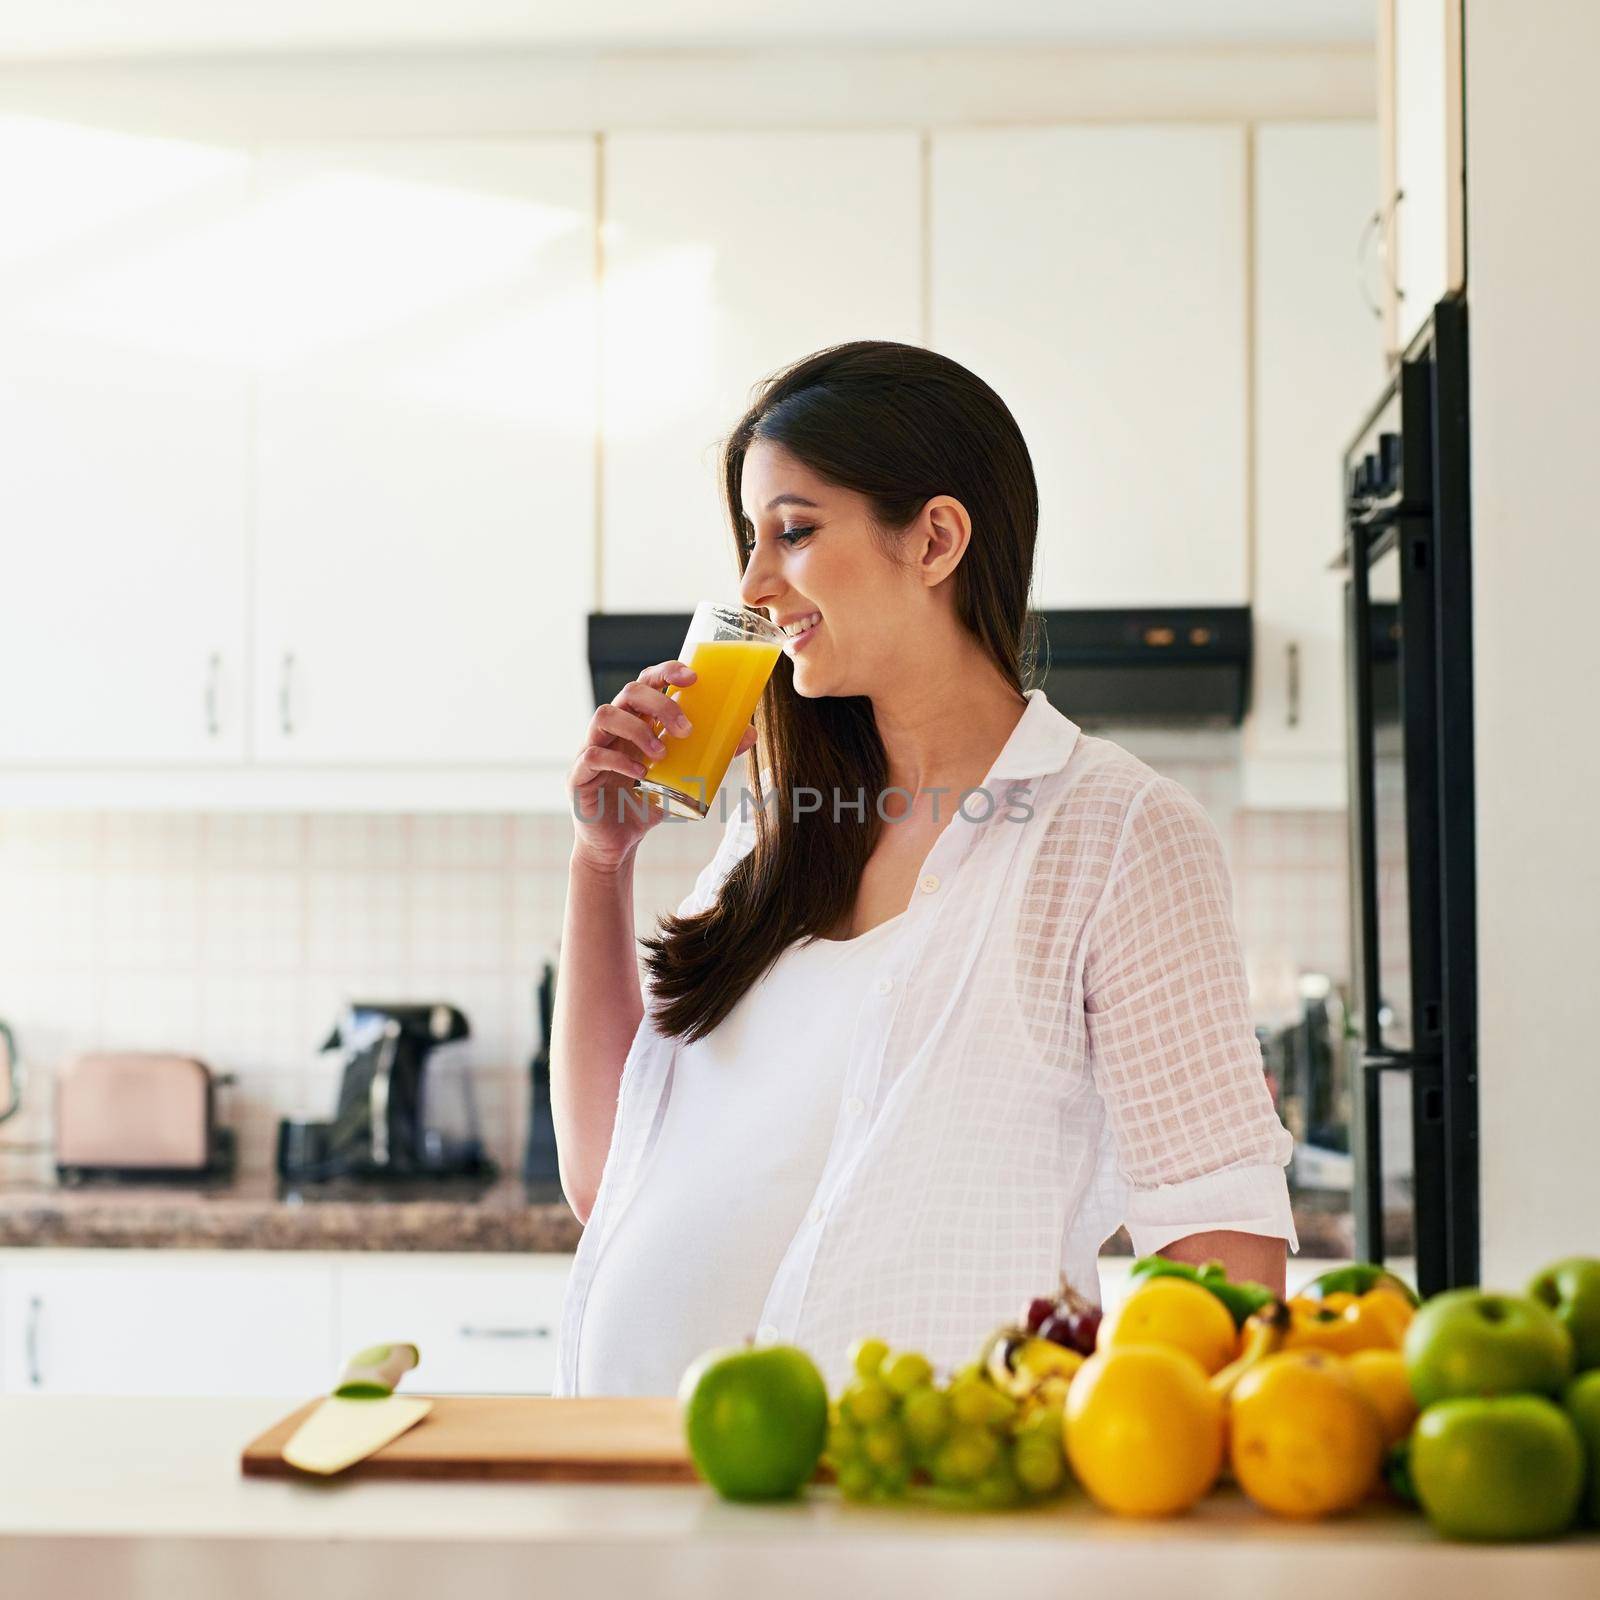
[0,1172,584,1254]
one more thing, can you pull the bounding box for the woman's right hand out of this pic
[568,661,755,870]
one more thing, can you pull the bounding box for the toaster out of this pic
[55,1052,235,1184]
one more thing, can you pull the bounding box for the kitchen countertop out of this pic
[0,1173,584,1253]
[0,1166,1361,1260]
[0,1397,1594,1600]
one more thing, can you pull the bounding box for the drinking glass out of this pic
[634,602,785,820]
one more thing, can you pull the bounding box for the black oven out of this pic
[1339,294,1479,1296]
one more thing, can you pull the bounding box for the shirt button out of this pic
[873,976,893,995]
[845,1096,865,1118]
[757,1324,779,1342]
[809,1206,824,1225]
[919,874,940,893]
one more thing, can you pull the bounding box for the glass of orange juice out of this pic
[634,602,784,820]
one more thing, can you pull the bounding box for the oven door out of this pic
[1347,516,1446,1292]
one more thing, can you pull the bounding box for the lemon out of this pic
[1229,1350,1385,1517]
[1098,1276,1239,1376]
[1064,1345,1225,1516]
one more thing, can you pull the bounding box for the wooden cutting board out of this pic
[242,1395,700,1482]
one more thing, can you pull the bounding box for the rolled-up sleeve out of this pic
[1083,776,1298,1257]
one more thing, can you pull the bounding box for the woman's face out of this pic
[737,439,929,700]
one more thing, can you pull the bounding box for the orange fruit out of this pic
[1345,1348,1418,1448]
[1098,1276,1238,1376]
[1064,1345,1225,1516]
[1229,1350,1385,1517]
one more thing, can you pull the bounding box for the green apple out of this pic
[1529,1257,1600,1372]
[678,1343,828,1501]
[1411,1396,1584,1541]
[1563,1369,1600,1525]
[1404,1289,1575,1408]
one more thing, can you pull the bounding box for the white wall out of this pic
[1466,0,1600,1284]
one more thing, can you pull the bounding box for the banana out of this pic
[1210,1297,1290,1401]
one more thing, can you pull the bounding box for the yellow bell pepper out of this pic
[1282,1287,1414,1355]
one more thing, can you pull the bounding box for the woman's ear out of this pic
[918,496,972,588]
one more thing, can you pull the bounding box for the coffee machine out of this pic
[277,1000,495,1188]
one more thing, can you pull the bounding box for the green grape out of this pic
[825,1419,859,1464]
[861,1419,907,1471]
[947,1377,993,1427]
[900,1385,952,1453]
[981,1384,1019,1426]
[849,1336,890,1379]
[1011,1437,1067,1497]
[875,1459,911,1498]
[973,1459,1024,1509]
[835,1459,875,1501]
[1012,1403,1063,1443]
[840,1375,892,1426]
[880,1349,933,1397]
[931,1422,1000,1487]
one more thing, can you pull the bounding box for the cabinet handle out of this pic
[1357,189,1404,320]
[279,652,295,737]
[204,652,222,739]
[26,1294,43,1389]
[1285,641,1301,730]
[458,1325,553,1341]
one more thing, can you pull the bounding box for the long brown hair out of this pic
[640,340,1040,1041]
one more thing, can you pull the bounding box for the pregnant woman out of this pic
[551,340,1296,1397]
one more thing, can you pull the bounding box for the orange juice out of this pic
[639,638,781,816]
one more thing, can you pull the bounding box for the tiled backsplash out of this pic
[0,749,1349,1185]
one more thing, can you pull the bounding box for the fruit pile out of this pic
[823,1280,1100,1508]
[675,1254,1600,1544]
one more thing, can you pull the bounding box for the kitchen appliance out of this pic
[1337,293,1479,1295]
[590,606,1253,729]
[55,1051,237,1184]
[522,962,560,1190]
[277,1000,495,1186]
[1257,973,1356,1196]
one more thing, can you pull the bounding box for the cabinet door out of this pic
[1246,123,1384,810]
[252,140,596,766]
[1393,0,1464,350]
[599,132,922,614]
[1,1259,334,1396]
[931,126,1248,608]
[336,1256,570,1395]
[0,121,250,763]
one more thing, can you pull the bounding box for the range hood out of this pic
[588,607,1251,729]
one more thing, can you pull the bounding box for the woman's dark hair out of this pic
[640,339,1040,1041]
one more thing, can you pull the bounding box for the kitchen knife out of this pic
[282,1342,432,1475]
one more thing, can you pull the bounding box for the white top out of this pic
[575,913,904,1396]
[556,689,1298,1398]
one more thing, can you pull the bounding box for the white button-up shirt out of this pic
[554,689,1297,1396]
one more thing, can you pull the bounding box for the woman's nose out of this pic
[739,550,781,614]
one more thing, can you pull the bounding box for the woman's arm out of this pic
[1160,1230,1287,1297]
[550,850,646,1226]
[1083,777,1299,1271]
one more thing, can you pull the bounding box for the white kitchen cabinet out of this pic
[931,126,1248,609]
[1381,0,1465,356]
[337,1255,570,1395]
[0,122,252,764]
[1244,123,1385,810]
[0,1256,334,1396]
[251,139,597,767]
[599,132,922,614]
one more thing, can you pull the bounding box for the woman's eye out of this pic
[741,526,815,552]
